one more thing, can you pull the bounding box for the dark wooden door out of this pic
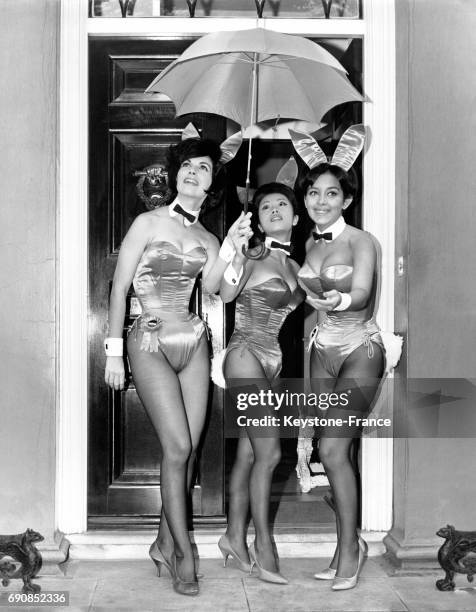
[88,37,227,527]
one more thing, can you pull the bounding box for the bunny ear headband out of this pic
[182,122,242,165]
[236,156,299,206]
[289,124,366,172]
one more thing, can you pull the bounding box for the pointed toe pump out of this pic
[218,535,252,573]
[249,542,288,585]
[331,537,367,591]
[171,554,199,597]
[150,541,203,580]
[313,567,337,580]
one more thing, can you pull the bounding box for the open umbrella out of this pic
[146,27,363,205]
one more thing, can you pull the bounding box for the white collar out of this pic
[169,201,200,226]
[315,216,346,242]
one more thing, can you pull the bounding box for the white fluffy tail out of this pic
[211,348,227,388]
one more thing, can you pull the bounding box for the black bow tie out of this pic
[172,203,198,225]
[267,240,292,255]
[313,231,333,242]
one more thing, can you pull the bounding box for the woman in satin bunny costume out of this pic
[104,126,250,596]
[293,125,386,591]
[217,180,304,585]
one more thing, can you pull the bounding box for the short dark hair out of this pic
[298,162,358,199]
[165,137,224,209]
[252,182,299,216]
[248,182,299,248]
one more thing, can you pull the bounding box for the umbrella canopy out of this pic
[146,27,363,127]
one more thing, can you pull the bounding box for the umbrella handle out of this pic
[242,240,269,260]
[244,52,259,214]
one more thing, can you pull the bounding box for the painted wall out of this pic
[0,0,58,539]
[390,0,476,563]
[407,0,476,378]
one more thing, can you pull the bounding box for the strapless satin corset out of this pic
[297,263,353,298]
[234,278,304,337]
[133,240,207,316]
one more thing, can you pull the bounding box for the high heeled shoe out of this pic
[313,567,337,580]
[149,541,173,577]
[248,542,288,585]
[149,540,203,579]
[171,553,199,597]
[218,535,252,573]
[358,534,369,557]
[331,537,367,591]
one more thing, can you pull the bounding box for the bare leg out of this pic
[224,347,281,571]
[319,343,384,578]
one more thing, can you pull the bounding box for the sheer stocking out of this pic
[312,342,384,577]
[224,347,281,572]
[127,335,209,581]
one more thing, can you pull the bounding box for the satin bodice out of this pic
[234,277,304,338]
[297,263,353,297]
[133,240,207,317]
[298,260,379,322]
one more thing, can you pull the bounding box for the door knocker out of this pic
[133,165,171,210]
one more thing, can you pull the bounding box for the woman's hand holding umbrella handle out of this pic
[227,211,252,254]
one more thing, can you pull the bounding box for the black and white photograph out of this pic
[1,1,475,610]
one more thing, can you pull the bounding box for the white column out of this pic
[56,0,89,534]
[361,0,396,531]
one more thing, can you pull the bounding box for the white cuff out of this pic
[333,292,352,311]
[218,236,236,263]
[104,337,123,357]
[223,262,243,286]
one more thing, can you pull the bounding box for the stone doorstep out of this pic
[65,530,388,560]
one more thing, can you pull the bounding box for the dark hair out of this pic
[165,137,225,210]
[248,182,299,249]
[252,182,299,216]
[298,162,358,200]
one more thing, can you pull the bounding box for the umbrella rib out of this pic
[242,51,275,64]
[218,56,255,65]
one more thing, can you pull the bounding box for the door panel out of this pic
[88,37,226,527]
[88,35,362,528]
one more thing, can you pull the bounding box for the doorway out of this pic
[88,34,364,530]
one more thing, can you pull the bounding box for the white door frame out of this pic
[57,1,395,534]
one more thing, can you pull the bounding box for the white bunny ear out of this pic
[289,129,328,169]
[181,122,201,140]
[219,131,242,164]
[276,157,298,188]
[331,124,366,171]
